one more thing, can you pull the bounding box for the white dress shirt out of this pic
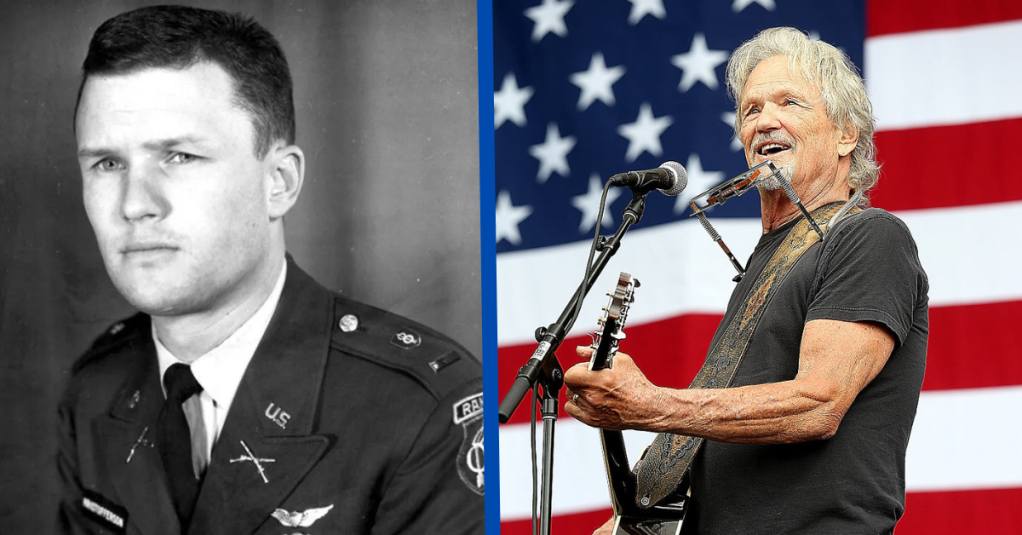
[154,262,287,476]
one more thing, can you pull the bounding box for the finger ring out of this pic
[571,393,579,404]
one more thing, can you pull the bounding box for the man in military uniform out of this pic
[58,6,483,534]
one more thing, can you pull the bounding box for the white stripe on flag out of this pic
[497,202,1022,346]
[905,385,1022,492]
[866,20,1022,131]
[498,386,1022,520]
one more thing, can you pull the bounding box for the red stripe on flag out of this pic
[500,299,1022,423]
[867,0,1022,37]
[871,118,1022,211]
[499,488,1022,533]
[500,507,613,535]
[900,487,1022,534]
[924,299,1022,391]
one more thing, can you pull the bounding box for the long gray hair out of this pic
[725,27,879,197]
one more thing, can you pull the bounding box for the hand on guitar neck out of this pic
[563,273,688,535]
[564,347,664,432]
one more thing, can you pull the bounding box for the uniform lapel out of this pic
[189,263,332,534]
[94,333,181,535]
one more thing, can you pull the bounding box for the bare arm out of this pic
[563,319,894,444]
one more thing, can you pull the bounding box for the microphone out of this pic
[608,161,688,196]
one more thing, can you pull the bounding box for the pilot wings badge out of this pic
[271,504,334,528]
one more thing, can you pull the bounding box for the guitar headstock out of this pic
[589,272,639,372]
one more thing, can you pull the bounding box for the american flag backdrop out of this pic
[493,1,1022,534]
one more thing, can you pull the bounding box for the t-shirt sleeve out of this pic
[805,210,927,345]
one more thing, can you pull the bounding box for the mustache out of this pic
[747,131,795,155]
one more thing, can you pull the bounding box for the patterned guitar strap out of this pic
[633,201,858,509]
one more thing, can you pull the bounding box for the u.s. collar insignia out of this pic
[271,504,334,528]
[453,392,484,495]
[390,328,422,350]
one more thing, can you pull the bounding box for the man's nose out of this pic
[754,103,782,132]
[121,164,169,221]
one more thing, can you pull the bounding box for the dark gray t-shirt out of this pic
[682,207,929,535]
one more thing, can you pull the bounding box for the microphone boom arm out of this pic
[498,190,648,422]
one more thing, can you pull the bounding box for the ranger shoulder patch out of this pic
[454,392,484,495]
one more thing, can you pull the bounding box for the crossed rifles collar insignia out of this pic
[229,440,275,484]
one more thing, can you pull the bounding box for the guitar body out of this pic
[589,273,688,535]
[602,431,686,535]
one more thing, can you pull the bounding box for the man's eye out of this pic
[167,152,196,164]
[744,107,759,118]
[95,159,123,171]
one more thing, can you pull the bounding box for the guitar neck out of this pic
[590,273,688,534]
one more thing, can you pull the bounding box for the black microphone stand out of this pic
[498,188,650,535]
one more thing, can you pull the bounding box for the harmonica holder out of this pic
[687,161,825,282]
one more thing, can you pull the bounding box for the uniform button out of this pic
[338,314,359,332]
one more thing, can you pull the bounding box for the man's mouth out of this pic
[120,242,179,256]
[755,142,791,157]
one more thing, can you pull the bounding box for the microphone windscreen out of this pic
[660,161,688,196]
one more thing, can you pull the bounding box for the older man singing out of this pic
[564,27,928,535]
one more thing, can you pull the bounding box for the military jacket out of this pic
[58,261,484,534]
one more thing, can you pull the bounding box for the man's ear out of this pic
[265,142,305,220]
[837,122,859,158]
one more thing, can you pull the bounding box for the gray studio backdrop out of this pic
[0,0,481,530]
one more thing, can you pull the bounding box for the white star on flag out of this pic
[569,52,626,110]
[674,153,725,214]
[671,33,729,92]
[524,0,574,42]
[721,112,743,152]
[494,73,534,129]
[617,102,673,162]
[732,0,776,13]
[626,0,667,25]
[529,123,577,182]
[572,174,623,233]
[495,190,533,245]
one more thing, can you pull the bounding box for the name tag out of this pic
[82,490,128,534]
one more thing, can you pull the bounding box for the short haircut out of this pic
[726,27,879,196]
[75,5,295,157]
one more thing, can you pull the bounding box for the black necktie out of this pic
[158,363,204,527]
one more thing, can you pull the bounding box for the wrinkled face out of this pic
[739,55,844,190]
[76,63,275,317]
